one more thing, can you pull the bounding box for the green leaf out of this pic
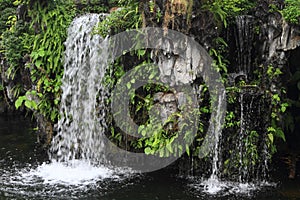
[144,147,152,155]
[280,103,289,113]
[138,125,144,133]
[38,49,45,57]
[15,96,25,109]
[141,129,147,137]
[24,100,37,110]
[186,144,190,156]
[166,142,173,153]
[35,60,42,68]
[50,110,57,121]
[126,82,131,89]
[276,129,286,142]
[268,133,274,144]
[149,71,156,79]
[159,148,164,157]
[24,100,32,109]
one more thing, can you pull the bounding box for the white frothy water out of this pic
[201,178,227,194]
[201,90,226,192]
[50,13,109,163]
[22,161,115,185]
[190,177,276,196]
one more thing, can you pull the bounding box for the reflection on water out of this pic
[0,115,299,199]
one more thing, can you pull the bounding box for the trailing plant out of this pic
[209,37,229,78]
[265,65,287,153]
[14,0,76,122]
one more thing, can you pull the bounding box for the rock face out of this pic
[142,0,300,179]
[151,92,187,131]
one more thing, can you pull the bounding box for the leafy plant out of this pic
[94,1,142,37]
[12,0,76,122]
[202,0,256,27]
[281,0,300,24]
[209,37,229,76]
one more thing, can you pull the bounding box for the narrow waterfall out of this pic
[235,88,269,183]
[50,14,108,165]
[210,90,226,180]
[235,15,255,80]
[233,15,269,183]
[202,90,226,193]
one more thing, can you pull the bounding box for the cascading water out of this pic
[22,14,126,185]
[196,15,271,194]
[235,88,270,183]
[233,15,270,183]
[235,15,255,80]
[201,90,227,194]
[50,14,108,164]
[0,15,136,195]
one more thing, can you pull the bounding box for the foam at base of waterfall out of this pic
[21,160,112,185]
[0,162,137,199]
[19,160,134,186]
[188,177,276,196]
[201,177,228,194]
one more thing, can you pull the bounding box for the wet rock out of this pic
[151,92,178,128]
[267,16,300,59]
[35,114,53,147]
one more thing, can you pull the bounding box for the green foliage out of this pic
[269,90,288,142]
[209,37,229,76]
[244,130,259,166]
[22,0,76,121]
[225,111,239,128]
[263,64,287,150]
[15,90,40,110]
[1,14,29,80]
[94,2,141,37]
[202,0,256,27]
[281,0,300,24]
[267,65,283,80]
[0,1,15,32]
[2,0,76,122]
[137,115,180,157]
[105,50,204,157]
[75,0,109,14]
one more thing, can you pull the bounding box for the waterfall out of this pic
[50,14,108,165]
[18,14,133,186]
[233,15,269,183]
[238,92,245,182]
[201,90,226,194]
[235,88,269,183]
[235,15,255,80]
[210,90,226,180]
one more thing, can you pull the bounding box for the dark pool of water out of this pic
[0,115,299,200]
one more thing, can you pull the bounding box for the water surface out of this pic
[0,115,299,200]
